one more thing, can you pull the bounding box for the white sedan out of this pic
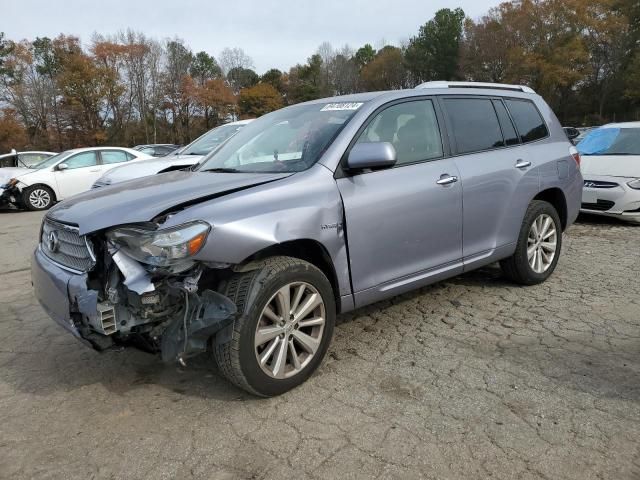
[578,122,640,223]
[0,147,152,210]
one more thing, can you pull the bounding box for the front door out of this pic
[54,151,101,199]
[336,98,463,306]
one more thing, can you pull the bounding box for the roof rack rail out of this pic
[416,81,535,94]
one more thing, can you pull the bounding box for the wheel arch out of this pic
[22,182,57,199]
[533,188,567,231]
[235,239,342,313]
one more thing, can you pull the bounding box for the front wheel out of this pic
[213,256,335,396]
[22,185,54,211]
[500,200,562,285]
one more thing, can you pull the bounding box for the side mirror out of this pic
[346,142,397,171]
[564,127,579,141]
[10,148,17,156]
[56,163,68,171]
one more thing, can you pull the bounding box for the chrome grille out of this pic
[41,218,95,272]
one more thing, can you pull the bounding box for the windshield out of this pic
[181,124,246,156]
[31,151,71,169]
[197,102,362,173]
[577,127,640,156]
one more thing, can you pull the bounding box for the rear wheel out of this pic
[213,256,335,396]
[500,200,562,285]
[22,185,54,211]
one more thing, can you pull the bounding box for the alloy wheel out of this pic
[527,213,557,274]
[254,281,326,379]
[29,189,51,209]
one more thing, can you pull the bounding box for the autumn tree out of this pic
[238,83,283,117]
[193,78,236,128]
[0,108,27,151]
[361,46,408,91]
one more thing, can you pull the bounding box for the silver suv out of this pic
[32,82,582,396]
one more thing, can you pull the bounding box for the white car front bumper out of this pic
[581,175,640,222]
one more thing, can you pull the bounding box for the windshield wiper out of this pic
[202,167,242,173]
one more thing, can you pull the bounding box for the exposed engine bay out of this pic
[57,225,237,365]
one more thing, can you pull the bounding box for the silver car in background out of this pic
[578,122,640,223]
[92,119,253,188]
[32,82,582,396]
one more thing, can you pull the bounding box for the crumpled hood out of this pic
[0,167,32,185]
[97,153,203,185]
[580,155,640,178]
[47,170,292,234]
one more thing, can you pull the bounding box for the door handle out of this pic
[515,160,531,169]
[89,169,101,172]
[436,174,458,186]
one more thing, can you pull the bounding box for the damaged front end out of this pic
[32,217,237,365]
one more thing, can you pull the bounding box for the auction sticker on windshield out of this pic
[321,102,364,111]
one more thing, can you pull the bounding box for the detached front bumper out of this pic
[31,243,238,361]
[31,246,97,348]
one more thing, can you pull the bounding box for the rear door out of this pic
[54,151,101,199]
[337,98,463,305]
[440,96,539,267]
[99,149,135,172]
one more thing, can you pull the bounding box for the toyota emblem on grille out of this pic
[584,182,596,188]
[47,231,59,253]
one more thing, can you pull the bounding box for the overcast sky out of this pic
[3,0,501,74]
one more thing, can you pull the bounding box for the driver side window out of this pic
[356,100,443,165]
[64,151,98,169]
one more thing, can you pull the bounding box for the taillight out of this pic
[569,146,580,168]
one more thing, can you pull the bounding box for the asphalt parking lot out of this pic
[0,210,638,480]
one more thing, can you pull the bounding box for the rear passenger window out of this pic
[101,150,130,164]
[356,100,443,165]
[505,99,548,143]
[442,98,504,154]
[493,100,519,146]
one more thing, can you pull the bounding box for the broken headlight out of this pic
[107,221,211,266]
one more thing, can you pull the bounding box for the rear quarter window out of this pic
[505,99,549,143]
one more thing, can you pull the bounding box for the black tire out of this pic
[22,185,55,211]
[500,200,562,285]
[213,256,336,397]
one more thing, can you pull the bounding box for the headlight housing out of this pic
[628,179,640,190]
[107,221,211,266]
